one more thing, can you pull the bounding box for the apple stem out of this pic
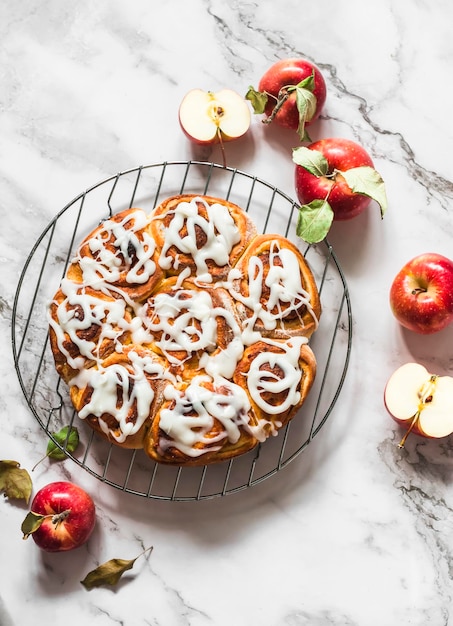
[216,128,227,168]
[398,375,437,448]
[263,87,291,124]
[411,287,427,295]
[51,509,71,527]
[398,411,420,448]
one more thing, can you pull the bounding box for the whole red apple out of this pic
[389,253,453,334]
[26,481,96,552]
[292,138,387,243]
[294,138,381,220]
[246,57,327,140]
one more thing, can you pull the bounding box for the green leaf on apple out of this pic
[339,166,388,217]
[296,199,334,244]
[291,75,317,142]
[245,86,268,114]
[81,546,154,590]
[21,511,47,539]
[0,460,33,503]
[32,425,80,470]
[292,146,329,177]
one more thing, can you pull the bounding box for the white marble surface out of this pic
[2,1,453,624]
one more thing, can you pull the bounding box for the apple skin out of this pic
[258,57,326,130]
[389,253,453,335]
[294,137,374,220]
[30,481,96,552]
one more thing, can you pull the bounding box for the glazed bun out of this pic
[48,194,321,466]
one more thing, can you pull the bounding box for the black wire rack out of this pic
[12,161,352,501]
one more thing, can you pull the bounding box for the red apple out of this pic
[384,362,453,447]
[389,253,453,334]
[246,57,327,140]
[292,137,387,243]
[178,88,251,145]
[23,481,96,552]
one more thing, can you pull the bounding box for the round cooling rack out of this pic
[12,160,352,501]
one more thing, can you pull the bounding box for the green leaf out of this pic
[340,166,388,217]
[294,86,317,142]
[296,199,334,244]
[81,546,154,591]
[245,85,268,114]
[21,511,47,539]
[32,425,80,470]
[292,146,329,177]
[47,426,80,460]
[0,460,33,503]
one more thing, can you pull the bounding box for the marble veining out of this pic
[2,1,453,624]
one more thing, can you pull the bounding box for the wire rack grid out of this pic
[12,160,352,501]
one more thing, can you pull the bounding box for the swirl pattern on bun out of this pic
[48,194,321,465]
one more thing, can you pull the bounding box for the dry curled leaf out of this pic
[0,460,33,503]
[81,546,153,590]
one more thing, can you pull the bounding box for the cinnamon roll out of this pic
[69,346,170,449]
[233,337,317,439]
[140,276,243,376]
[48,281,132,383]
[149,194,256,282]
[231,234,321,340]
[68,207,163,303]
[144,374,258,466]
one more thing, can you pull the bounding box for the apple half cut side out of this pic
[178,88,251,145]
[384,362,453,447]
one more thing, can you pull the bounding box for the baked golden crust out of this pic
[48,194,321,465]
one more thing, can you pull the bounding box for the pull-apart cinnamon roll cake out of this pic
[48,194,322,466]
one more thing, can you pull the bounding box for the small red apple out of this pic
[292,138,388,243]
[246,57,327,140]
[389,253,453,334]
[178,88,251,145]
[23,481,96,552]
[384,362,453,447]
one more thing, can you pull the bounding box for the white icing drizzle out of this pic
[144,289,217,360]
[157,196,241,282]
[73,349,172,444]
[246,336,304,417]
[76,209,157,289]
[229,240,319,334]
[48,278,129,369]
[158,375,252,457]
[142,286,244,374]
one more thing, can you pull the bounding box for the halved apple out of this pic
[384,362,453,447]
[178,88,251,145]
